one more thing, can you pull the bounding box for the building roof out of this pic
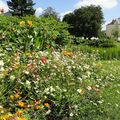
[107,17,120,25]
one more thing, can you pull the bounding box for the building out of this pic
[0,8,11,16]
[106,18,120,40]
[0,8,4,14]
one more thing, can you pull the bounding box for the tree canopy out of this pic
[41,7,60,21]
[63,5,104,39]
[7,0,35,16]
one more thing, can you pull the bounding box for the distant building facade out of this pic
[106,18,120,40]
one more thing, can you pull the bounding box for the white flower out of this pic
[116,90,120,94]
[70,113,74,117]
[87,86,92,90]
[78,77,82,81]
[50,86,55,92]
[26,80,31,85]
[0,67,4,72]
[23,70,29,75]
[0,60,4,66]
[0,105,3,109]
[63,89,67,92]
[115,104,119,107]
[10,75,15,80]
[46,110,51,115]
[98,100,103,104]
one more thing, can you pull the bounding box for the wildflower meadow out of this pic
[0,15,120,120]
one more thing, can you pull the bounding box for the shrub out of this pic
[87,39,116,48]
[0,16,70,51]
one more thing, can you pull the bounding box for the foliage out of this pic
[0,44,120,119]
[0,15,69,51]
[7,0,35,16]
[74,44,120,60]
[0,14,120,120]
[86,39,116,48]
[63,5,104,39]
[70,36,116,48]
[41,7,60,21]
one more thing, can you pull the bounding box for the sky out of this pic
[0,0,120,29]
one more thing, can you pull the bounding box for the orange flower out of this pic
[27,20,33,27]
[92,85,100,92]
[19,21,25,27]
[35,100,41,105]
[44,103,50,108]
[18,101,25,107]
[16,110,23,116]
[15,93,20,99]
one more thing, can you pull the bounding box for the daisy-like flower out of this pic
[77,88,85,95]
[0,60,4,66]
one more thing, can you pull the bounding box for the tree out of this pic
[7,0,35,16]
[63,5,104,39]
[42,7,60,21]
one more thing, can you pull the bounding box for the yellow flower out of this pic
[1,114,10,120]
[27,20,33,27]
[16,117,26,120]
[63,51,73,57]
[34,105,41,110]
[16,110,23,117]
[10,95,14,101]
[19,21,25,27]
[18,101,25,108]
[44,103,50,108]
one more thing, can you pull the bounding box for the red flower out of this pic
[27,64,32,70]
[41,57,47,64]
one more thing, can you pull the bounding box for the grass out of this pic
[66,44,120,60]
[99,60,120,119]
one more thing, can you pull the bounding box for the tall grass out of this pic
[66,44,120,60]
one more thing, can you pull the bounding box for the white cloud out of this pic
[60,11,73,20]
[102,20,111,30]
[75,0,118,9]
[35,7,43,17]
[0,0,9,12]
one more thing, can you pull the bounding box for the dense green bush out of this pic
[0,15,70,51]
[87,39,116,48]
[71,36,116,48]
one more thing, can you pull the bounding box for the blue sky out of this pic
[0,0,120,29]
